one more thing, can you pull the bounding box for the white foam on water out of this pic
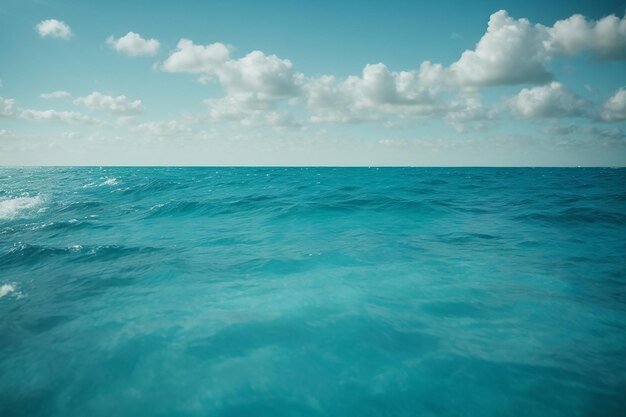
[0,196,44,220]
[0,283,16,298]
[100,178,118,186]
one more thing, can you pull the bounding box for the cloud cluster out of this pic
[451,11,551,86]
[449,11,626,87]
[162,39,230,75]
[162,40,303,124]
[75,92,144,115]
[305,62,448,123]
[507,82,588,118]
[107,32,160,57]
[601,88,626,121]
[22,9,626,142]
[154,10,626,130]
[35,19,73,40]
[2,91,146,127]
[2,96,95,123]
[546,14,626,59]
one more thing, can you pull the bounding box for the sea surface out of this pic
[1,167,625,417]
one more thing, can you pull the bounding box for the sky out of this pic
[1,0,625,166]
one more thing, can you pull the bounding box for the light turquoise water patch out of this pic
[1,167,625,416]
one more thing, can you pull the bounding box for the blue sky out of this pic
[1,0,625,165]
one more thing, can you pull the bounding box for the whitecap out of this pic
[0,283,16,298]
[0,196,44,220]
[100,178,118,186]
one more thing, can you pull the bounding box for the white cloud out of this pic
[40,91,71,99]
[218,51,302,100]
[162,41,302,100]
[449,11,626,87]
[546,14,626,59]
[0,97,16,117]
[507,82,588,118]
[157,11,626,129]
[35,19,73,40]
[304,62,452,123]
[20,109,94,124]
[75,91,144,115]
[161,39,230,76]
[450,10,551,86]
[204,94,296,127]
[600,88,626,121]
[107,32,160,57]
[163,41,303,125]
[2,96,95,124]
[445,93,491,132]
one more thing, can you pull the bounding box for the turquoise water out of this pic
[1,167,625,416]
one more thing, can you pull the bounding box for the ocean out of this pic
[1,167,625,416]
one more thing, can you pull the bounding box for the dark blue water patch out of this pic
[0,243,71,267]
[0,243,162,269]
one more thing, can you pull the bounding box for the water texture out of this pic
[1,167,625,416]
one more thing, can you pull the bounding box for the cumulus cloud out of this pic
[75,91,144,115]
[40,91,71,99]
[450,10,551,86]
[449,11,626,87]
[305,62,454,123]
[161,39,230,76]
[0,97,16,117]
[507,82,588,118]
[546,14,626,59]
[600,88,626,121]
[35,19,73,40]
[107,32,160,57]
[218,51,302,100]
[163,41,302,99]
[162,40,303,124]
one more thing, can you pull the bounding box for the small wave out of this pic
[147,201,207,217]
[515,207,626,226]
[120,179,181,196]
[0,242,162,268]
[31,219,110,233]
[58,201,107,213]
[0,196,44,220]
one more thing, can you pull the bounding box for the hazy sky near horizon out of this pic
[1,0,626,166]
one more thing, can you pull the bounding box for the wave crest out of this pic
[0,196,44,220]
